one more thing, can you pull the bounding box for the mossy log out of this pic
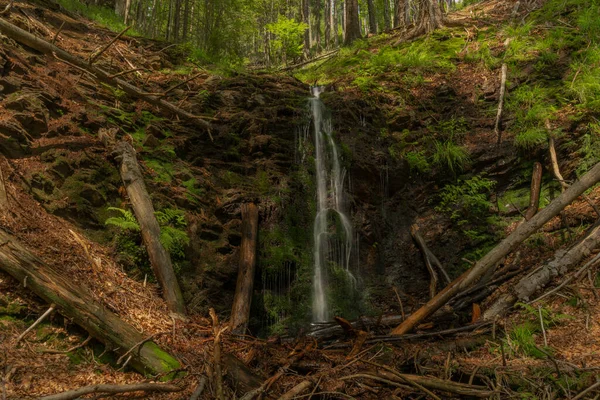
[230,203,259,334]
[112,141,185,315]
[391,161,600,335]
[0,228,182,377]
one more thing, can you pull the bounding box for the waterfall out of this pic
[310,87,355,322]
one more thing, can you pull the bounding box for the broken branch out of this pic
[89,26,130,65]
[15,305,55,344]
[40,383,182,400]
[495,63,507,145]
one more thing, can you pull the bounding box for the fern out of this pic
[105,207,140,231]
[155,208,187,228]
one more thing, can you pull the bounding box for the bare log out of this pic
[0,17,210,130]
[0,160,7,213]
[112,141,185,315]
[41,383,182,400]
[0,229,182,376]
[494,63,508,145]
[230,203,259,334]
[391,161,600,335]
[277,380,313,400]
[525,162,543,221]
[484,223,600,319]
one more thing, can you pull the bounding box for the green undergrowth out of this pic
[54,0,139,34]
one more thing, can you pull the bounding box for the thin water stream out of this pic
[310,87,355,322]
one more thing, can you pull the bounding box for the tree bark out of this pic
[525,162,543,221]
[494,63,507,145]
[112,141,186,315]
[394,0,405,28]
[230,203,259,334]
[391,161,600,335]
[383,0,391,30]
[367,0,377,34]
[484,223,600,319]
[0,229,182,376]
[344,0,361,44]
[0,17,210,130]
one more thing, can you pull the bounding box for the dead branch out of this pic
[40,383,182,400]
[495,63,508,145]
[162,72,206,97]
[0,0,13,16]
[89,26,130,64]
[210,308,225,400]
[411,224,451,292]
[391,161,600,335]
[525,162,543,221]
[109,68,145,79]
[572,380,600,400]
[189,376,208,400]
[278,50,339,71]
[51,21,65,44]
[15,305,55,344]
[277,380,313,400]
[0,17,211,131]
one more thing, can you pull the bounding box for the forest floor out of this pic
[1,0,600,398]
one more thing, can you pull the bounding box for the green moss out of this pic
[142,341,184,380]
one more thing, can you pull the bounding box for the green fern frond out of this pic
[105,207,140,231]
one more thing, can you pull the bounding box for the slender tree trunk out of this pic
[367,0,377,34]
[182,0,190,41]
[302,0,310,57]
[344,0,361,44]
[112,142,186,315]
[332,0,338,46]
[383,0,391,30]
[0,229,182,376]
[230,204,259,334]
[324,0,331,47]
[123,0,131,24]
[391,161,600,335]
[315,0,322,51]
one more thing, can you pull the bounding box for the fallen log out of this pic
[112,141,186,315]
[0,229,182,376]
[230,203,259,334]
[484,222,600,319]
[525,162,543,221]
[40,383,182,400]
[0,17,210,131]
[411,224,451,296]
[391,161,600,335]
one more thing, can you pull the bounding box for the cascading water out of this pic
[310,87,355,322]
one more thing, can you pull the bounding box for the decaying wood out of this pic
[40,383,182,400]
[189,376,207,400]
[0,229,182,376]
[494,63,508,145]
[547,125,569,192]
[210,308,225,400]
[277,380,313,400]
[391,161,600,335]
[525,162,543,221]
[224,353,264,394]
[0,17,211,130]
[278,49,339,71]
[411,224,451,297]
[89,26,130,64]
[230,203,259,334]
[15,304,55,344]
[112,141,186,315]
[0,160,7,213]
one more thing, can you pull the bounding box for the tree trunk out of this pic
[0,229,181,376]
[484,223,600,319]
[112,141,186,315]
[324,0,330,47]
[332,0,338,46]
[383,0,391,30]
[367,0,377,34]
[0,17,210,130]
[230,203,259,334]
[302,0,310,58]
[415,0,443,33]
[391,161,600,335]
[525,162,543,221]
[182,0,190,41]
[394,0,406,28]
[344,0,361,44]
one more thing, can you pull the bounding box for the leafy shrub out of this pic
[266,16,308,64]
[404,151,430,173]
[432,141,470,174]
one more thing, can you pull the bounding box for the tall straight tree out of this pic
[367,0,377,34]
[302,0,310,57]
[383,0,391,30]
[344,0,360,44]
[394,0,406,27]
[324,0,331,47]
